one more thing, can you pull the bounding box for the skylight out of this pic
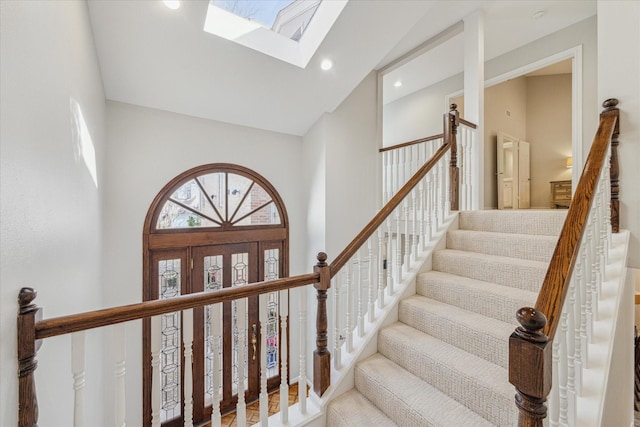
[204,0,348,68]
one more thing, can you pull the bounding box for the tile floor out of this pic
[201,383,303,427]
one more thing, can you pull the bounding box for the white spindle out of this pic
[346,262,353,353]
[573,256,584,395]
[549,339,560,427]
[183,309,194,427]
[395,207,402,284]
[386,216,394,296]
[259,294,269,426]
[279,290,289,424]
[368,238,375,323]
[236,299,247,427]
[210,304,222,427]
[151,316,162,427]
[377,228,386,310]
[113,324,126,427]
[298,287,307,415]
[403,199,410,273]
[559,310,568,424]
[356,252,364,338]
[333,276,341,370]
[411,188,418,263]
[419,180,427,251]
[71,331,85,427]
[567,280,577,426]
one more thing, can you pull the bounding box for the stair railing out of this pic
[17,105,474,427]
[509,99,621,427]
[380,106,477,210]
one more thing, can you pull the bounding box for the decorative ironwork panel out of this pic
[203,255,223,406]
[264,249,280,377]
[158,259,182,422]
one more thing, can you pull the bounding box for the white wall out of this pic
[103,101,305,425]
[0,1,106,426]
[598,1,640,270]
[526,74,573,209]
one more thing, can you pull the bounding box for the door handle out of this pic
[251,324,257,361]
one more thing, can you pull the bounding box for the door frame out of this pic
[141,164,289,427]
[446,45,583,204]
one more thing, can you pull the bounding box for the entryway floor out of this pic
[201,383,303,427]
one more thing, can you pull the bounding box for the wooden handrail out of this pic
[459,117,477,129]
[33,273,319,340]
[509,99,620,427]
[535,101,619,340]
[378,133,444,153]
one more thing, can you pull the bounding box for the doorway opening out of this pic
[142,163,289,426]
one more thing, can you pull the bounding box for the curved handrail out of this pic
[33,273,319,339]
[535,100,619,340]
[509,99,620,427]
[379,133,444,153]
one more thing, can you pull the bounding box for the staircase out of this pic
[327,209,567,426]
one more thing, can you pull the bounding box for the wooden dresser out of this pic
[550,180,572,209]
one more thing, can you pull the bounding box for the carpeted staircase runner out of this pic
[327,210,566,426]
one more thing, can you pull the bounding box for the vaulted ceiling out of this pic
[87,0,596,136]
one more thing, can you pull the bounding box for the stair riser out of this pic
[458,210,567,236]
[447,230,558,262]
[378,330,516,426]
[433,251,547,292]
[417,274,536,323]
[399,299,510,368]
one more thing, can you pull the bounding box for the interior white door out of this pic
[517,141,531,209]
[497,136,505,210]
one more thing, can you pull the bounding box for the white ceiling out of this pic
[87,0,596,136]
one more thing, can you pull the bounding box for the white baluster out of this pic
[333,276,341,370]
[368,238,375,323]
[259,294,269,426]
[403,199,410,273]
[382,151,388,204]
[377,228,386,310]
[396,149,402,196]
[151,316,161,427]
[559,311,568,425]
[567,281,577,426]
[579,241,589,369]
[549,339,560,427]
[586,219,595,343]
[386,216,394,296]
[356,252,364,338]
[346,261,353,353]
[113,325,126,427]
[433,161,440,231]
[279,290,289,424]
[210,304,222,427]
[71,331,85,427]
[419,180,427,251]
[573,257,584,395]
[395,206,402,284]
[411,188,418,263]
[298,287,307,415]
[236,298,247,427]
[183,309,194,427]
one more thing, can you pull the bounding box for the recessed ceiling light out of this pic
[394,80,402,88]
[163,0,181,10]
[320,59,334,71]
[533,10,545,19]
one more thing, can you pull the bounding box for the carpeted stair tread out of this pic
[378,323,516,426]
[327,388,397,427]
[447,229,558,262]
[355,354,496,427]
[458,209,566,236]
[433,249,547,292]
[399,295,513,368]
[417,270,537,323]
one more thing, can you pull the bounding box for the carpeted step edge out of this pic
[447,229,558,262]
[458,210,567,236]
[327,388,397,427]
[417,270,536,323]
[355,354,495,427]
[378,323,516,426]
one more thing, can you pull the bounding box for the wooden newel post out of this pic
[601,98,620,233]
[18,287,42,427]
[509,307,551,427]
[313,252,331,396]
[447,104,460,211]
